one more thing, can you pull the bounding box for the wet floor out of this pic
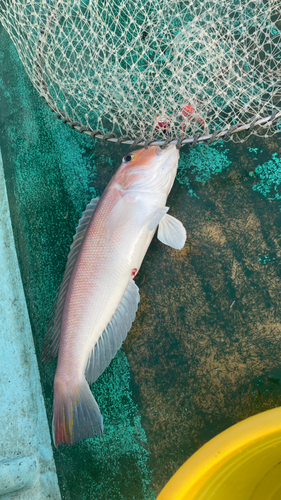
[1,22,281,500]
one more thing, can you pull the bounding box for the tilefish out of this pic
[42,144,186,446]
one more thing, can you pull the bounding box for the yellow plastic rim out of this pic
[157,407,281,500]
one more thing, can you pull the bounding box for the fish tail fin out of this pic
[52,377,103,447]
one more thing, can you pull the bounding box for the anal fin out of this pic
[85,280,140,384]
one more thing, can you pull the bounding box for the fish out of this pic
[42,144,186,447]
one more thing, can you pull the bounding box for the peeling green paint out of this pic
[253,153,281,201]
[176,143,231,196]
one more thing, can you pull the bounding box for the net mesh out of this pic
[0,0,281,144]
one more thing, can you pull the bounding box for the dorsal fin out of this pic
[85,279,140,384]
[41,197,100,361]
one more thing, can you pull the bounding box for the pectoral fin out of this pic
[158,214,186,250]
[107,194,138,238]
[147,206,169,231]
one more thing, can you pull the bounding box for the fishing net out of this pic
[0,0,281,146]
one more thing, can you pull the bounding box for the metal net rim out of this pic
[49,104,281,148]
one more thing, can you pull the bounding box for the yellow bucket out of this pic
[157,407,281,500]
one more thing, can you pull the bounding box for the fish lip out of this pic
[156,144,179,178]
[156,144,179,167]
[156,144,177,156]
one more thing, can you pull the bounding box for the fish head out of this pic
[119,144,180,194]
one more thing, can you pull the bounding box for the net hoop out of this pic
[47,106,281,148]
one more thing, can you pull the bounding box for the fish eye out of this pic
[122,154,135,163]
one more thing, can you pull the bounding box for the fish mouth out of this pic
[156,144,177,156]
[156,144,179,170]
